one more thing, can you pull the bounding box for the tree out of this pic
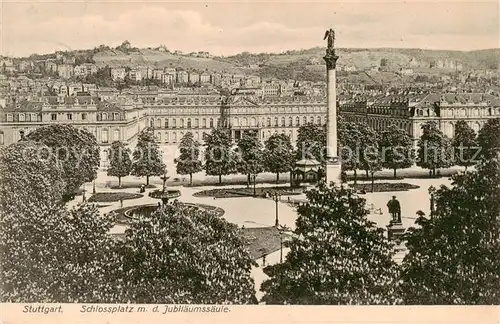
[452,121,477,171]
[24,124,100,201]
[260,183,400,304]
[263,133,295,183]
[338,121,363,184]
[107,141,132,188]
[477,118,500,160]
[400,157,500,304]
[235,131,264,188]
[0,141,65,212]
[131,128,165,186]
[203,128,235,184]
[0,202,121,302]
[174,132,202,186]
[380,125,415,178]
[120,201,258,304]
[416,121,453,176]
[359,126,382,192]
[295,123,326,162]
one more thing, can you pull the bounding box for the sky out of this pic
[1,0,499,57]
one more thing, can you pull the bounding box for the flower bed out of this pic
[112,202,225,225]
[193,186,304,199]
[352,182,420,193]
[88,192,143,203]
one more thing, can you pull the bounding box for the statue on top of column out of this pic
[323,29,336,54]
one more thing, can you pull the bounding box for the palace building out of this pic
[339,92,500,146]
[1,90,499,165]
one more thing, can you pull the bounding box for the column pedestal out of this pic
[326,158,342,187]
[387,221,405,241]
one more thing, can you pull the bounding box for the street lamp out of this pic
[429,186,436,219]
[277,224,291,263]
[82,183,86,202]
[252,174,257,197]
[272,192,282,227]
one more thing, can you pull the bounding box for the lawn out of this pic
[88,192,143,203]
[242,227,290,260]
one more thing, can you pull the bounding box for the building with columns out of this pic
[146,94,326,145]
[339,92,500,146]
[0,96,149,166]
[1,90,499,166]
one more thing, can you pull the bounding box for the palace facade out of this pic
[339,92,500,145]
[1,91,499,165]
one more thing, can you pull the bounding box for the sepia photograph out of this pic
[0,0,499,322]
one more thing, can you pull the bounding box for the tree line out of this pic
[106,117,499,189]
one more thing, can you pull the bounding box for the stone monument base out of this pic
[387,221,405,241]
[325,158,342,187]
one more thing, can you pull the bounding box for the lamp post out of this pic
[252,174,257,197]
[277,224,291,263]
[92,180,96,194]
[429,186,436,219]
[82,183,86,202]
[272,192,282,227]
[279,230,283,263]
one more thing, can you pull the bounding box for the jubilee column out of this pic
[323,29,342,185]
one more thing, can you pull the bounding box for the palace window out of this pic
[31,113,37,122]
[202,118,207,128]
[194,118,199,128]
[114,129,120,141]
[51,113,57,121]
[102,113,108,121]
[267,118,271,127]
[172,119,177,128]
[209,118,214,128]
[296,117,300,126]
[317,116,322,125]
[67,113,72,121]
[19,113,25,122]
[303,116,307,125]
[101,129,109,143]
[7,114,13,122]
[274,117,278,127]
[165,119,169,128]
[81,113,87,120]
[281,117,285,127]
[180,119,185,128]
[187,118,192,128]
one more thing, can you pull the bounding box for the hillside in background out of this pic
[221,47,500,71]
[93,49,244,74]
[24,45,499,84]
